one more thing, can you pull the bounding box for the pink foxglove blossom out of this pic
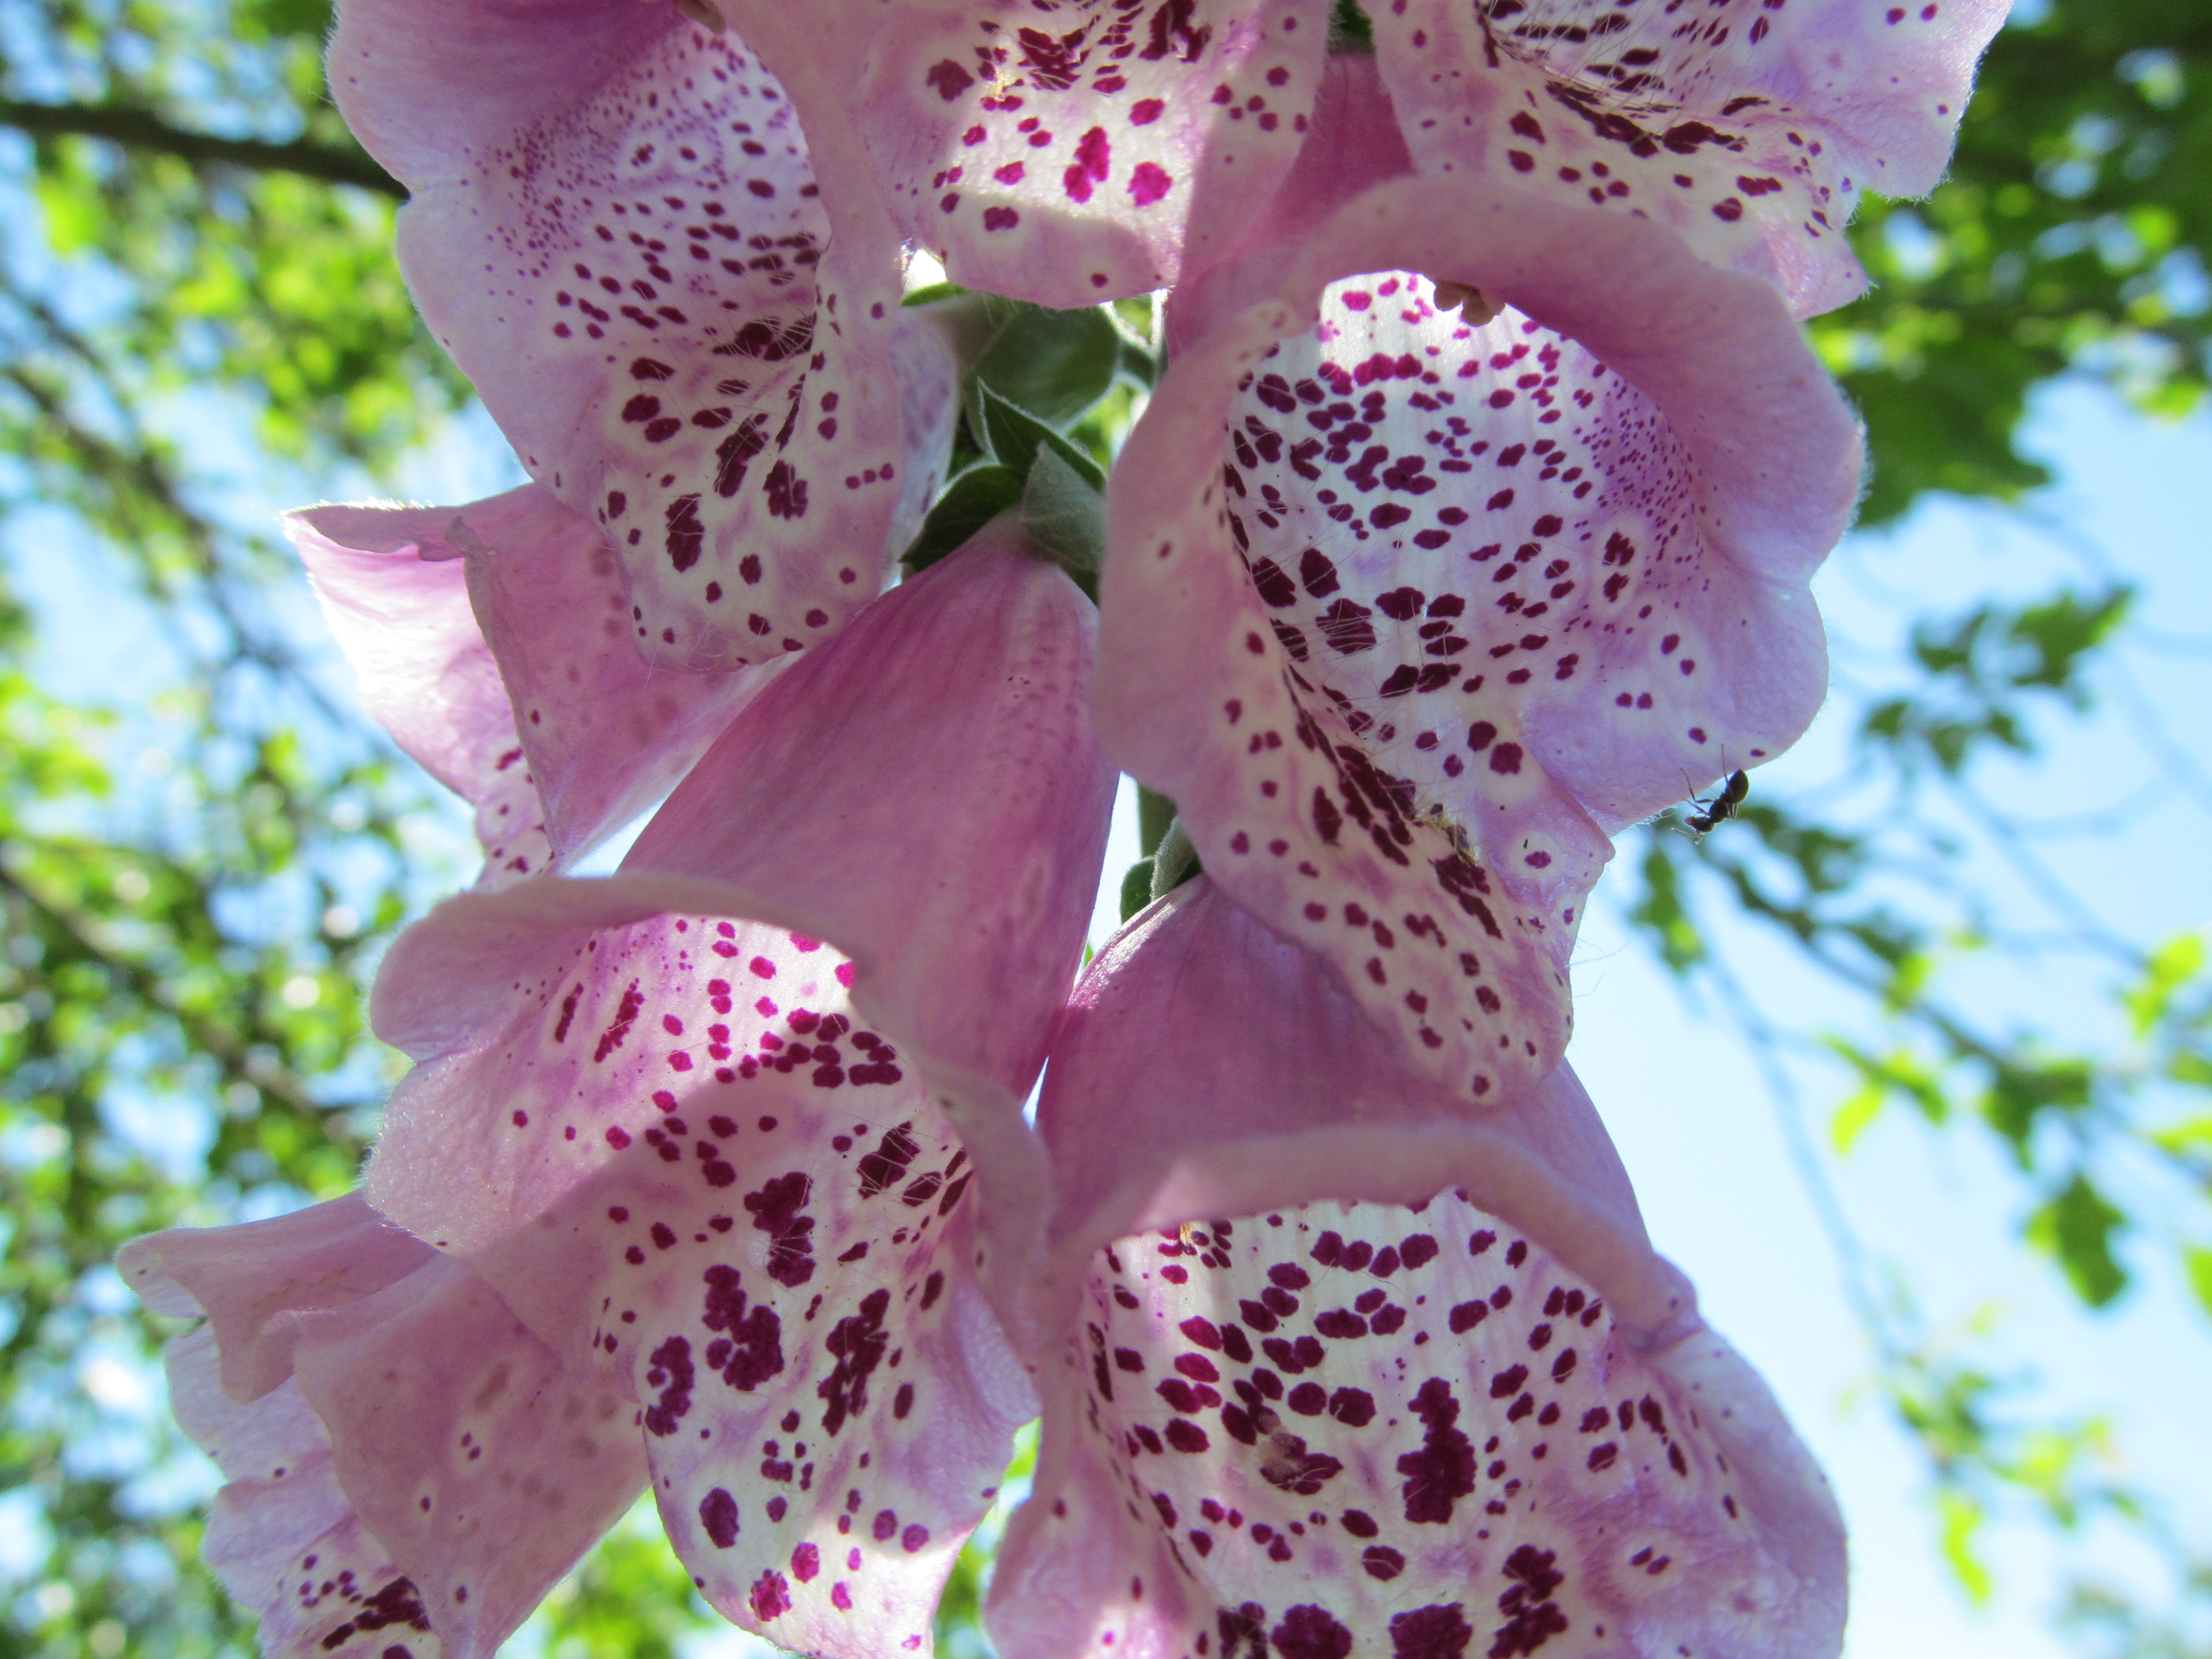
[1366,0,2010,317]
[122,1197,645,1659]
[989,878,1845,1659]
[720,0,1330,308]
[290,484,774,884]
[130,530,1115,1657]
[1100,55,1861,1114]
[330,0,955,669]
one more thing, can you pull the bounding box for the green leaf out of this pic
[970,382,1107,490]
[902,464,1024,575]
[1832,1082,1885,1155]
[2027,1173,2129,1308]
[1938,1487,1994,1606]
[2124,930,2205,1038]
[2185,1246,2212,1322]
[910,288,1123,426]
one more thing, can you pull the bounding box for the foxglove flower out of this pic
[1364,0,2010,317]
[291,484,775,884]
[134,530,1116,1657]
[720,0,1330,308]
[989,879,1845,1658]
[331,0,954,669]
[123,1197,645,1659]
[1100,55,1861,1114]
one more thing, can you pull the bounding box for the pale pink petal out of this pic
[292,486,771,871]
[1370,0,2007,317]
[356,537,1107,1652]
[732,0,1328,307]
[624,521,1115,1119]
[998,1194,1842,1659]
[133,1201,638,1659]
[1025,883,1669,1323]
[287,500,551,886]
[987,883,1844,1658]
[369,533,1110,1280]
[1164,54,1414,355]
[120,1194,437,1403]
[1100,170,1858,1109]
[332,0,913,668]
[287,1253,646,1658]
[162,1327,360,1620]
[369,908,1035,1657]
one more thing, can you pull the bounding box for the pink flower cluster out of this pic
[123,4,2007,1657]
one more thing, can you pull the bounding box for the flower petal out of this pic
[333,0,914,668]
[989,884,1844,1658]
[161,1327,361,1625]
[133,1202,641,1659]
[734,0,1329,307]
[1027,881,1664,1314]
[1369,0,2006,316]
[119,1192,436,1402]
[357,535,1107,1652]
[287,501,551,885]
[287,1253,647,1658]
[624,521,1116,1117]
[293,484,775,873]
[1000,1193,1841,1659]
[370,909,1035,1656]
[369,530,1110,1270]
[1101,171,1857,1107]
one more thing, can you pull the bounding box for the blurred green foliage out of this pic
[1813,2,2212,522]
[1,0,2208,1654]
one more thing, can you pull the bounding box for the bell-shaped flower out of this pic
[1364,0,2010,317]
[290,483,782,886]
[988,878,1846,1658]
[131,527,1117,1657]
[122,1196,647,1659]
[717,0,1331,309]
[1100,55,1861,1113]
[330,0,958,669]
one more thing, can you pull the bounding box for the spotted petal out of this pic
[367,902,1039,1656]
[368,527,1112,1280]
[732,0,1329,307]
[162,1324,438,1659]
[331,0,919,668]
[1369,0,2008,317]
[359,534,1109,1652]
[1101,168,1858,1109]
[988,881,1845,1658]
[292,485,770,873]
[127,1199,642,1659]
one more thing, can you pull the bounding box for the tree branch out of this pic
[0,863,333,1118]
[0,98,403,197]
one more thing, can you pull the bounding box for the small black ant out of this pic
[1685,769,1749,834]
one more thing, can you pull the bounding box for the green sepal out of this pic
[1118,859,1156,923]
[1136,787,1176,857]
[1019,444,1104,597]
[970,382,1107,491]
[905,286,1122,427]
[902,464,1024,575]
